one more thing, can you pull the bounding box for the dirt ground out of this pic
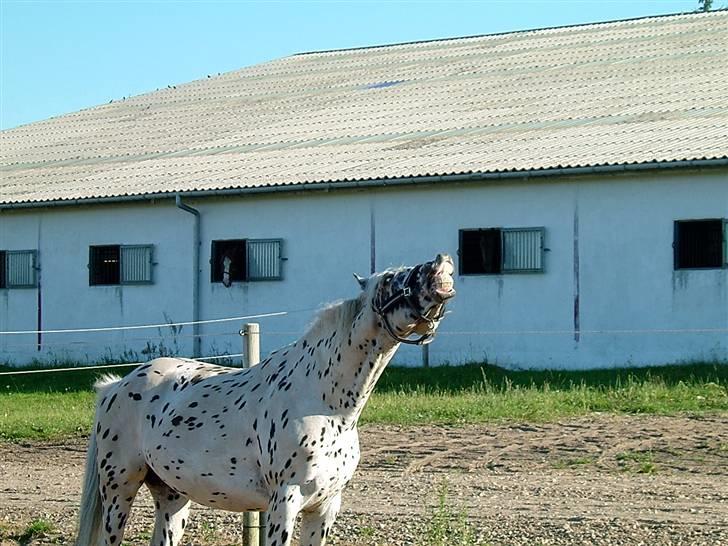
[1,414,726,546]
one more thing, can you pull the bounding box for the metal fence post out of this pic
[242,323,265,546]
[422,343,430,368]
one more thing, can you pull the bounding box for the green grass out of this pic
[10,519,55,545]
[0,362,726,441]
[361,363,728,425]
[425,480,476,546]
[616,450,658,474]
[551,456,597,469]
[0,391,96,440]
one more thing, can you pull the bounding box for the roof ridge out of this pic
[293,9,727,57]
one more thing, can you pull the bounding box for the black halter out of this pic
[373,265,445,345]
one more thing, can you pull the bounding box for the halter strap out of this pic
[373,266,444,345]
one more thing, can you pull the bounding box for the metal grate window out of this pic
[674,219,726,270]
[1,250,38,288]
[90,244,154,285]
[502,228,544,273]
[7,250,38,287]
[247,239,283,281]
[121,245,154,284]
[459,227,545,275]
[211,238,284,284]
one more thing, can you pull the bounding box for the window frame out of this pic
[246,238,284,282]
[673,218,727,271]
[0,249,39,289]
[458,227,545,276]
[120,244,155,285]
[211,238,284,284]
[501,227,546,274]
[89,244,155,286]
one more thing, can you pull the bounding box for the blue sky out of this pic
[0,0,706,130]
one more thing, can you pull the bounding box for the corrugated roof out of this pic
[1,11,727,206]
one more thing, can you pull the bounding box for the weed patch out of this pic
[425,480,476,546]
[14,519,54,545]
[617,450,657,474]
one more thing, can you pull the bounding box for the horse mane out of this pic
[305,294,365,340]
[305,269,392,339]
[304,267,407,340]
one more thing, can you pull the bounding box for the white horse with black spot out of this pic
[76,254,456,546]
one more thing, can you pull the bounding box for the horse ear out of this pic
[353,273,367,290]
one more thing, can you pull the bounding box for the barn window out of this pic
[211,238,283,285]
[674,219,727,270]
[121,245,155,284]
[89,245,154,285]
[0,250,38,288]
[247,239,284,280]
[459,227,544,275]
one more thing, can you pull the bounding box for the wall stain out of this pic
[672,270,689,292]
[369,202,376,274]
[573,199,580,343]
[36,216,43,351]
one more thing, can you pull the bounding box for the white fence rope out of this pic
[4,325,728,350]
[435,327,728,336]
[0,353,246,376]
[258,327,728,336]
[1,330,241,351]
[0,311,291,336]
[1,303,726,376]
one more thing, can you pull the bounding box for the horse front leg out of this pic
[264,485,303,546]
[299,494,341,546]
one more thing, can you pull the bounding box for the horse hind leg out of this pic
[96,455,146,546]
[145,471,191,546]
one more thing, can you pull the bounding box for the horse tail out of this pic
[76,374,121,546]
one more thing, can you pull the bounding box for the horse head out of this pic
[357,253,456,345]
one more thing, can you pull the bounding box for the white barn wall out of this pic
[577,174,728,368]
[1,169,726,369]
[0,203,195,363]
[0,212,39,352]
[193,191,374,361]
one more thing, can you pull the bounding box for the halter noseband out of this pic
[373,265,445,345]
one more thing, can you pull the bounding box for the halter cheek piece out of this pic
[373,265,445,345]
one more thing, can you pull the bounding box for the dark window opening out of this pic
[674,219,725,269]
[211,240,247,285]
[90,245,121,285]
[460,229,502,274]
[0,251,6,289]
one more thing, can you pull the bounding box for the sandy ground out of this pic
[1,414,726,546]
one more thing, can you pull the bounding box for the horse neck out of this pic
[306,303,399,422]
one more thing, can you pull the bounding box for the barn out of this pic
[1,11,727,369]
